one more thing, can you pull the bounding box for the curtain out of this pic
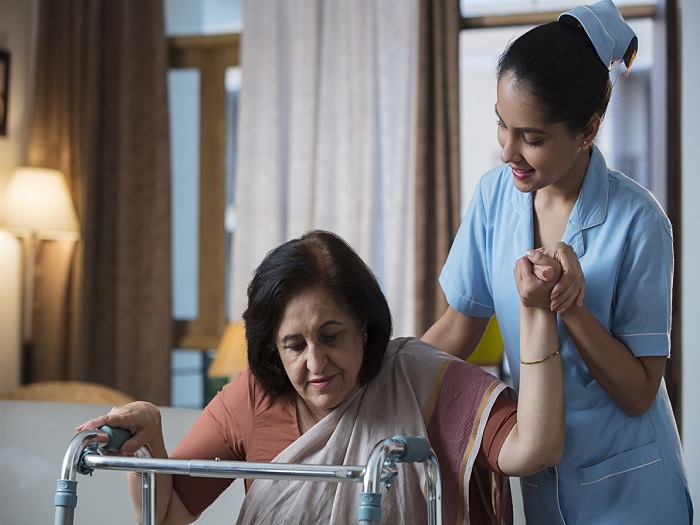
[230,0,419,337]
[414,0,462,335]
[26,0,172,404]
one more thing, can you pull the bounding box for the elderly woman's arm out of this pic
[496,253,565,477]
[77,402,198,525]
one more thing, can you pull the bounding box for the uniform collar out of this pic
[510,145,609,257]
[569,145,609,232]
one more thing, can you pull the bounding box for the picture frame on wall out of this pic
[0,50,9,136]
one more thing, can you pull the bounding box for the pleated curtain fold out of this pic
[414,0,462,336]
[26,0,172,404]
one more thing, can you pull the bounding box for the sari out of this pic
[236,337,513,524]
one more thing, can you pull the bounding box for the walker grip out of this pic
[98,426,132,452]
[392,436,431,463]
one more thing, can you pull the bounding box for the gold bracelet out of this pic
[131,471,142,477]
[520,346,561,365]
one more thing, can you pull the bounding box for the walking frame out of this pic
[54,426,443,525]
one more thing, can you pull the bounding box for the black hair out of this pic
[497,21,611,134]
[242,229,393,399]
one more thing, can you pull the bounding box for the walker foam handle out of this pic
[98,426,132,452]
[392,435,431,463]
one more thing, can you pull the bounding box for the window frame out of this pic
[168,34,241,350]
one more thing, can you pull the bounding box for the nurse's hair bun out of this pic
[559,0,638,71]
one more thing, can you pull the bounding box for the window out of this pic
[167,34,241,407]
[165,0,243,407]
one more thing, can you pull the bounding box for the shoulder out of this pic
[389,337,501,389]
[458,164,517,231]
[475,165,515,205]
[207,369,295,433]
[202,369,297,459]
[388,336,455,363]
[609,170,669,220]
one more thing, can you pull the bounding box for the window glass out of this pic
[164,0,243,36]
[169,69,200,320]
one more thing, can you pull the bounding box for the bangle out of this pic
[520,346,561,365]
[131,471,142,477]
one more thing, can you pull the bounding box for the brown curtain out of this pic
[26,0,172,404]
[414,0,462,335]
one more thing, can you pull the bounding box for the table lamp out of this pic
[208,322,248,380]
[0,166,80,383]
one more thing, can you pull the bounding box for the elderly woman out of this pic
[77,230,565,524]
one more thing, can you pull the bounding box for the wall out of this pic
[0,0,39,392]
[680,0,700,510]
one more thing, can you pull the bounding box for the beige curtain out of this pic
[414,0,462,335]
[231,0,419,337]
[26,0,172,404]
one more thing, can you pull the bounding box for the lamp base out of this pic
[21,340,34,385]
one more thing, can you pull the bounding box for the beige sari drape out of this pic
[236,338,511,524]
[25,0,172,404]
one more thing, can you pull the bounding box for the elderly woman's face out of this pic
[275,287,365,424]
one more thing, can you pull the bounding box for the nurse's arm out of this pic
[421,307,489,360]
[560,305,666,417]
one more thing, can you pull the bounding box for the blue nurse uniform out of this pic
[440,146,693,523]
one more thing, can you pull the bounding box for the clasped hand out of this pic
[515,242,585,313]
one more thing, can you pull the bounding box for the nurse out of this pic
[423,1,693,523]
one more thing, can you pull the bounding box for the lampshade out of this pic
[208,322,248,378]
[0,167,80,239]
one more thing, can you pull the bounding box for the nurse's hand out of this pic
[515,251,562,309]
[541,243,585,314]
[76,401,162,457]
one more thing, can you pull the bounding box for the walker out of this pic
[53,426,443,525]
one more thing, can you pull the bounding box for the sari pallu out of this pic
[236,337,513,524]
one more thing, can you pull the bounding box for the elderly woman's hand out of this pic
[515,250,562,309]
[543,242,585,315]
[76,401,162,456]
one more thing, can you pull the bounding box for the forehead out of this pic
[277,288,351,331]
[496,73,547,127]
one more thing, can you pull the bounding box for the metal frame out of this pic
[54,427,442,525]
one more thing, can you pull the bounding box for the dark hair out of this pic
[242,230,393,399]
[497,21,611,134]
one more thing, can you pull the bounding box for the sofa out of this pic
[0,400,245,524]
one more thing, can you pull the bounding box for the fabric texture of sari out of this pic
[235,337,512,524]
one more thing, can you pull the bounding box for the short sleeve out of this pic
[613,210,673,357]
[476,393,517,474]
[440,181,495,318]
[171,370,255,516]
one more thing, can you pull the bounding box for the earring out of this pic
[362,330,368,345]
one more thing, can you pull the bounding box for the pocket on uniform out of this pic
[577,441,668,522]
